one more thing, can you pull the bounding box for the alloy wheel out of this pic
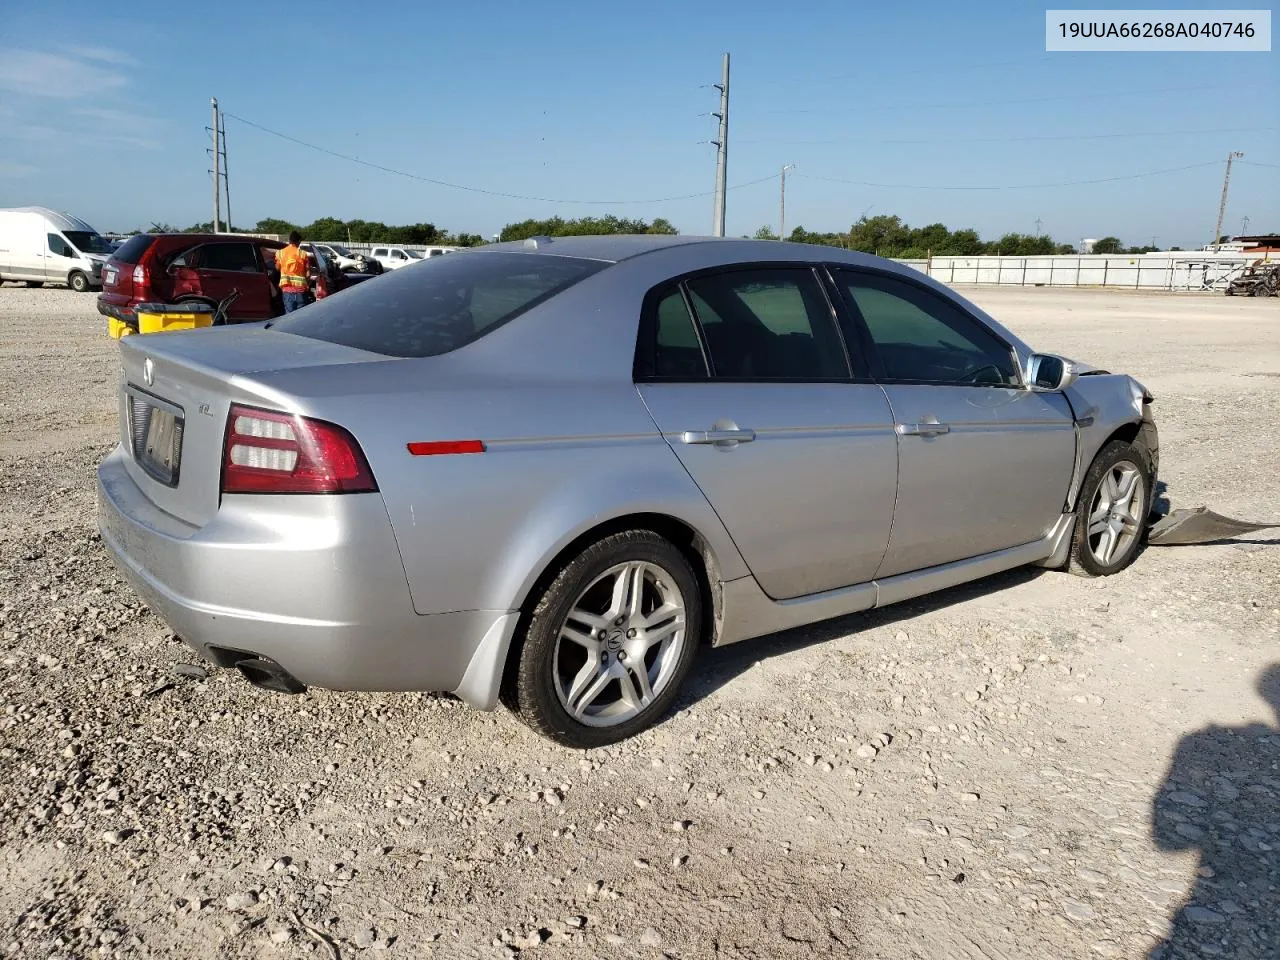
[552,561,688,728]
[1087,460,1145,565]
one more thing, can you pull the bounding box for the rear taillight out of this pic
[221,404,377,495]
[131,242,161,297]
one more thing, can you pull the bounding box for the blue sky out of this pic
[1,0,1275,248]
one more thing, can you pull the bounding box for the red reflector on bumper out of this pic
[407,440,486,456]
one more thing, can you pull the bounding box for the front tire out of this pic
[503,530,702,748]
[69,271,90,293]
[1068,440,1152,577]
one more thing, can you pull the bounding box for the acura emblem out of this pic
[143,357,154,386]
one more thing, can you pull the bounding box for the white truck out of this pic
[0,206,114,292]
[368,245,459,270]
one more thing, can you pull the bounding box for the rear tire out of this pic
[1068,440,1152,577]
[503,530,702,748]
[69,271,90,293]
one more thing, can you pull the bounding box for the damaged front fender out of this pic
[1060,370,1158,513]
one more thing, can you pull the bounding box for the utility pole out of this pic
[1034,217,1043,236]
[1211,151,1243,251]
[219,112,231,233]
[210,98,221,234]
[711,53,730,237]
[1241,215,1250,236]
[779,163,795,241]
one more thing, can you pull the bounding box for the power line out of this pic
[750,56,1055,86]
[794,160,1223,192]
[1239,160,1280,170]
[735,126,1279,147]
[757,83,1238,115]
[223,111,775,205]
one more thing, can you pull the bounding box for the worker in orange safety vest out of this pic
[276,230,312,313]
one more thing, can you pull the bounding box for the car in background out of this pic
[98,234,372,325]
[301,242,384,275]
[96,236,1159,748]
[368,245,423,270]
[0,206,114,292]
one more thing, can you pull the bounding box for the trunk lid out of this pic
[115,325,391,528]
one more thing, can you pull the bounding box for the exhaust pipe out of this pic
[235,656,306,695]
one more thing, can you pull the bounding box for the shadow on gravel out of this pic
[1148,663,1280,960]
[679,565,1045,708]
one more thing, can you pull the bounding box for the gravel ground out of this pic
[0,283,1277,960]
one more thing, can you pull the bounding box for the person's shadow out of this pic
[1149,663,1280,959]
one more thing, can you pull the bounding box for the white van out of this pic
[0,206,113,292]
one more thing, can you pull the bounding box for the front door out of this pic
[832,268,1077,578]
[45,233,77,282]
[636,266,899,601]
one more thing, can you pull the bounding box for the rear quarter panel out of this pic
[284,374,750,616]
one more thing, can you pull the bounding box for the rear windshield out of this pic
[270,251,608,358]
[111,235,156,264]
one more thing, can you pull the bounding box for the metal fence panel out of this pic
[893,253,1268,291]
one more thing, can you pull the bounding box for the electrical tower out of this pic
[710,53,730,238]
[1210,151,1243,251]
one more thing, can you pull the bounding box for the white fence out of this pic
[892,254,1270,292]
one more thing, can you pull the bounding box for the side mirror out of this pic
[1028,353,1078,391]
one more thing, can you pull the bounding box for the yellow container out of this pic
[134,302,215,335]
[107,317,136,339]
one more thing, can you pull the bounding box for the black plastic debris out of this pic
[1147,507,1280,546]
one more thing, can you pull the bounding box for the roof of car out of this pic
[479,234,722,262]
[146,233,284,246]
[475,234,900,268]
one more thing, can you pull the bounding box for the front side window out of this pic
[47,234,74,258]
[199,242,259,272]
[834,270,1018,386]
[272,251,607,358]
[683,268,849,380]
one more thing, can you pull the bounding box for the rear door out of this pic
[194,241,274,320]
[831,268,1076,578]
[636,266,898,600]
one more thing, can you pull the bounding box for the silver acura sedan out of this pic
[98,236,1158,747]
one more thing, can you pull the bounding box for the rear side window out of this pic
[111,235,155,264]
[200,242,259,272]
[635,288,709,380]
[684,268,849,380]
[271,251,607,358]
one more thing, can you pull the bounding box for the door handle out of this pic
[896,421,951,437]
[680,428,756,445]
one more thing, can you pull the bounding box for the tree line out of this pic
[132,214,1187,255]
[761,217,1173,256]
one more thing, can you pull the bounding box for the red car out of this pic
[97,233,368,325]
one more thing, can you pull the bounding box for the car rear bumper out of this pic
[96,445,518,707]
[97,296,134,321]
